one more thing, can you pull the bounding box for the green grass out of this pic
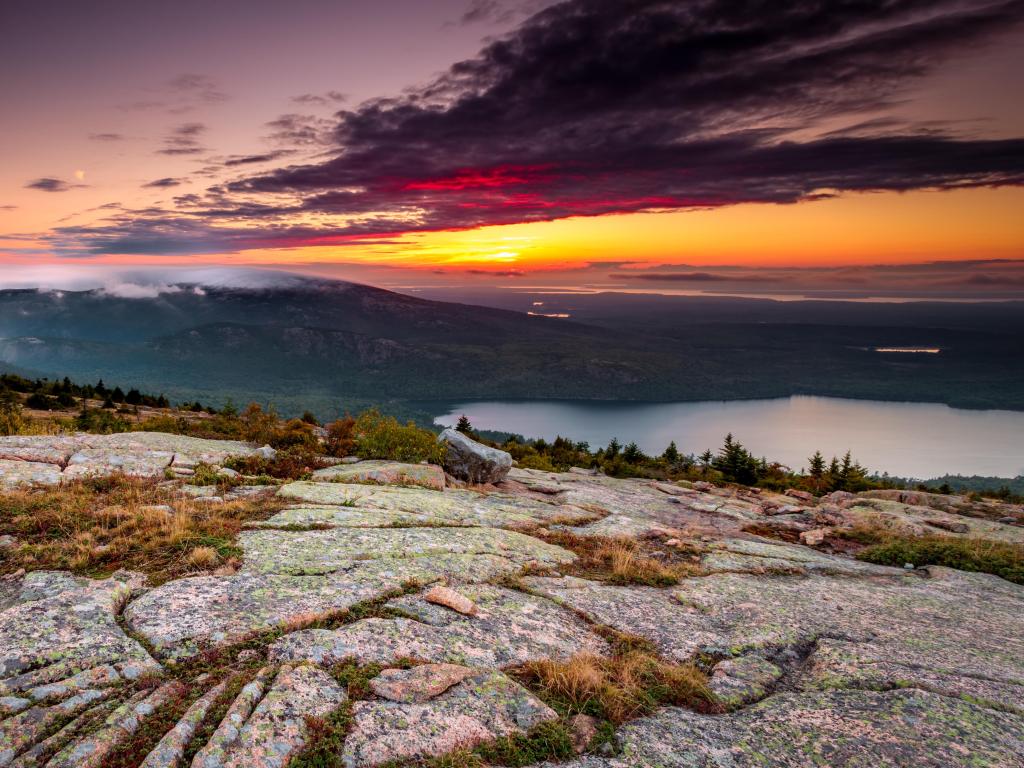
[857,535,1024,584]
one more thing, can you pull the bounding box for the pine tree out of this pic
[455,414,473,434]
[808,451,826,491]
[606,437,621,459]
[622,441,644,464]
[662,441,680,465]
[699,449,714,470]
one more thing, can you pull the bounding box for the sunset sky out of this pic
[2,0,1023,296]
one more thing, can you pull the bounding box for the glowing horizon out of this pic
[2,1,1023,286]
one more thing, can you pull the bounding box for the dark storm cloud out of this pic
[228,0,1024,229]
[46,0,1024,256]
[142,177,182,188]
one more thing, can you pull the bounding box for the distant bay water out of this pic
[433,396,1024,479]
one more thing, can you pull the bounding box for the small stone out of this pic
[341,456,362,464]
[424,585,478,616]
[217,467,241,479]
[255,445,276,460]
[924,518,970,534]
[237,649,261,663]
[997,516,1016,524]
[904,563,915,570]
[799,528,829,547]
[568,713,599,753]
[0,535,17,550]
[369,663,476,703]
[665,538,680,547]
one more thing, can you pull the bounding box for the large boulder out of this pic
[438,428,512,484]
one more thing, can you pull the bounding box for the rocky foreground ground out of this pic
[1,432,1023,767]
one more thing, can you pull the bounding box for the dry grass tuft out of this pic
[186,545,220,569]
[516,650,718,723]
[0,475,282,583]
[542,531,703,586]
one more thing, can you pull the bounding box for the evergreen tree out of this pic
[622,441,644,464]
[808,451,826,491]
[606,437,621,459]
[455,414,473,434]
[713,433,758,485]
[699,449,714,471]
[662,441,680,465]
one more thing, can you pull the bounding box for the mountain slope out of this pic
[2,277,1023,415]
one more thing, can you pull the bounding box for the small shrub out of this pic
[0,391,26,435]
[224,446,329,480]
[135,414,190,434]
[324,416,356,457]
[189,462,224,487]
[74,406,130,434]
[269,418,319,450]
[354,409,446,464]
[240,403,281,444]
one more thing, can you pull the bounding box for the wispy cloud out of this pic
[157,122,207,156]
[24,177,86,193]
[142,177,182,188]
[222,150,294,167]
[290,91,347,107]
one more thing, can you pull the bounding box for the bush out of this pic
[324,416,356,457]
[354,410,446,464]
[75,406,130,434]
[25,393,58,410]
[268,418,319,450]
[240,403,280,444]
[223,446,328,480]
[0,391,26,435]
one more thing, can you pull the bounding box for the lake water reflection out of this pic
[434,396,1024,479]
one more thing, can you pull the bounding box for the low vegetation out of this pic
[0,476,282,583]
[516,644,717,725]
[852,532,1024,585]
[348,409,446,464]
[4,373,1020,500]
[540,531,704,586]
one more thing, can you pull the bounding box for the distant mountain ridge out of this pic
[2,276,1023,416]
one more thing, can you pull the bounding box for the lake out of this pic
[433,396,1024,479]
